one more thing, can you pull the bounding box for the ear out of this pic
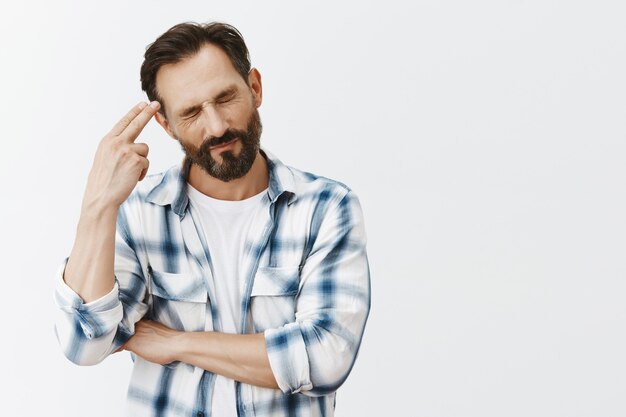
[155,111,178,141]
[248,68,263,108]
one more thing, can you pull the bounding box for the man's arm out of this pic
[121,320,279,389]
[54,102,160,365]
[263,190,370,395]
[63,101,159,302]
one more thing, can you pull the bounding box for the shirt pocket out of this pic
[148,268,208,331]
[250,266,300,331]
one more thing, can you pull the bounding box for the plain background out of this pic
[1,1,625,416]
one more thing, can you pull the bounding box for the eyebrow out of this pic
[177,85,238,118]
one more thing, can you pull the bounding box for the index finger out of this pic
[110,101,161,141]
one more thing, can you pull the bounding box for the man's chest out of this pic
[136,203,313,333]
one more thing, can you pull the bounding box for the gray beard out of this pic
[178,109,262,182]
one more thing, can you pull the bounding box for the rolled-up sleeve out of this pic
[265,190,371,396]
[54,260,124,365]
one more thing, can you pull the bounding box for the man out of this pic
[54,22,370,417]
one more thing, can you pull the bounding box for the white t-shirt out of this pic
[187,184,267,417]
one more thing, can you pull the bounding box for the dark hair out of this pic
[140,21,251,116]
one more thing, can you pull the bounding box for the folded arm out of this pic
[121,321,279,389]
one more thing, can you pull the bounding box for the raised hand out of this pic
[83,101,161,210]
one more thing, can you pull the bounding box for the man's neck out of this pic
[187,152,269,201]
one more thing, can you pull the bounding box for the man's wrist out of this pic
[80,196,119,220]
[170,329,192,363]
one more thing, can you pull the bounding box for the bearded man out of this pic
[54,21,370,417]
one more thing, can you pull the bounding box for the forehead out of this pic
[156,43,246,115]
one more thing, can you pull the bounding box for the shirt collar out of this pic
[145,147,297,218]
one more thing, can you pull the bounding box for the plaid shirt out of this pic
[54,149,371,417]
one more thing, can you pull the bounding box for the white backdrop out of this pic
[1,1,625,416]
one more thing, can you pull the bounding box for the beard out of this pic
[178,108,262,182]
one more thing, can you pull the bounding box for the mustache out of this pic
[198,129,246,153]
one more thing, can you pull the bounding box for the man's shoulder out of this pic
[264,149,355,206]
[283,163,354,205]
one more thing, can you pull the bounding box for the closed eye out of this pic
[179,104,202,120]
[215,88,238,105]
[184,111,201,120]
[177,86,239,121]
[216,96,233,105]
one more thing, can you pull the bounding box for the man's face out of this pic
[154,44,263,182]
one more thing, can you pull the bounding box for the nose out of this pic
[201,103,228,139]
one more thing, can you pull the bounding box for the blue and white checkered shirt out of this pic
[54,149,371,417]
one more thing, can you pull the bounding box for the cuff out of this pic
[264,322,312,394]
[54,260,123,339]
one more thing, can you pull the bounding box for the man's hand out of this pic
[120,320,181,365]
[82,101,161,210]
